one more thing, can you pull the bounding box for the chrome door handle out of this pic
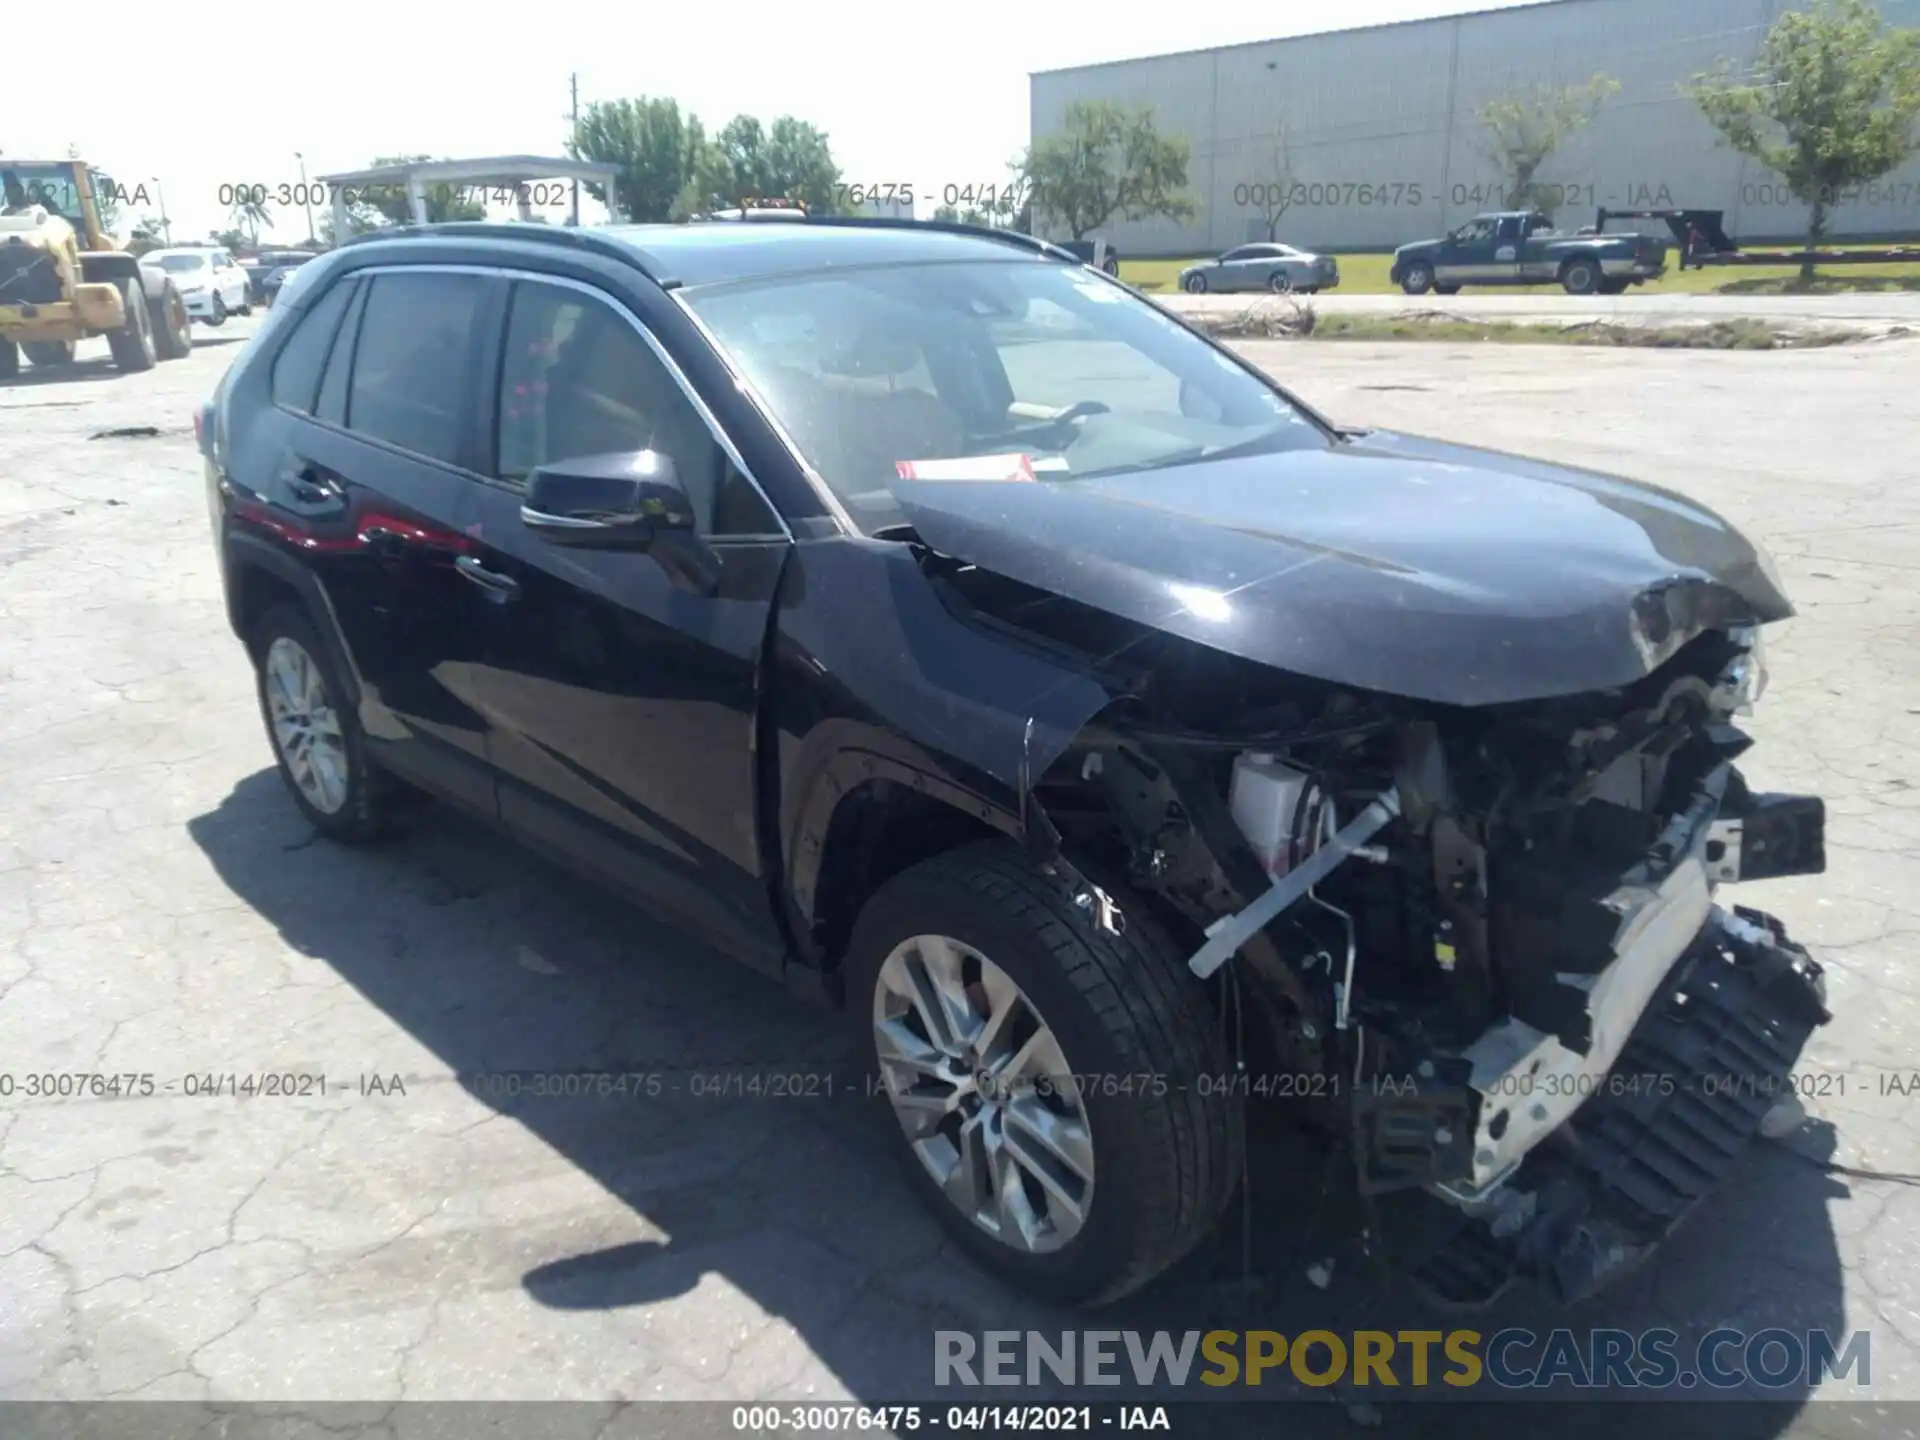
[455,554,521,601]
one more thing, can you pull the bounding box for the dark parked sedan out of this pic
[197,215,1830,1312]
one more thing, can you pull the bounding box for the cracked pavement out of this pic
[2,324,1918,1431]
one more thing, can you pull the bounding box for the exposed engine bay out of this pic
[934,557,1830,1305]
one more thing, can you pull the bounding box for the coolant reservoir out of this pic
[1229,752,1314,879]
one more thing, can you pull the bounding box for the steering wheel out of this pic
[972,399,1111,452]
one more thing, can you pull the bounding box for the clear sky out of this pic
[5,0,1542,244]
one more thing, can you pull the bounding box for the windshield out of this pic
[0,164,86,225]
[681,258,1327,533]
[152,254,209,272]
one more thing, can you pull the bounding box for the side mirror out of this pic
[521,450,689,548]
[521,450,720,593]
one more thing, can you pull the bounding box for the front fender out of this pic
[767,536,1114,941]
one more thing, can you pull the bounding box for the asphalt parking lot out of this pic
[3,320,1919,1434]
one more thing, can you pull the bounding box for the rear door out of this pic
[1515,214,1559,282]
[265,265,501,813]
[457,273,793,972]
[1490,215,1525,282]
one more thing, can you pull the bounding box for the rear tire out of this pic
[151,282,192,360]
[22,340,76,368]
[1560,257,1602,295]
[846,841,1242,1308]
[252,605,391,843]
[107,280,157,373]
[1267,271,1293,294]
[1400,262,1436,295]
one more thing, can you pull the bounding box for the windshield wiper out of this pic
[1071,422,1315,482]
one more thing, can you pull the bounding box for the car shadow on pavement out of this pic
[187,769,1850,1432]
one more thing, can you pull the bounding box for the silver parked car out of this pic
[1180,242,1338,294]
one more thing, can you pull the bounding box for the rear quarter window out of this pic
[269,277,356,414]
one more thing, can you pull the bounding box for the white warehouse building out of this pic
[1029,0,1920,255]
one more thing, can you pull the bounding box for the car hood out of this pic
[888,429,1792,708]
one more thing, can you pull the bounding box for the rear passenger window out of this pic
[270,278,354,414]
[346,272,485,466]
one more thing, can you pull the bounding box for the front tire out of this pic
[253,605,390,843]
[848,841,1241,1308]
[206,292,228,326]
[1183,272,1208,294]
[151,282,192,360]
[1400,261,1436,295]
[107,280,157,373]
[1267,271,1294,294]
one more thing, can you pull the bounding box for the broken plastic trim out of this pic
[1187,788,1403,980]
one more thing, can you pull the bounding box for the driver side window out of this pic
[495,280,777,536]
[1457,220,1496,243]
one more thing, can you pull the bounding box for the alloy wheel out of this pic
[873,934,1096,1253]
[264,636,349,814]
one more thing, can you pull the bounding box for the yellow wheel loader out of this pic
[0,160,193,379]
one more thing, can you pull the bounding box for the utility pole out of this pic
[295,151,317,246]
[568,71,582,226]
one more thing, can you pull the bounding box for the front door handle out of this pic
[455,554,521,602]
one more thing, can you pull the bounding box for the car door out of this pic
[1217,245,1260,292]
[1515,214,1557,282]
[1436,218,1496,284]
[457,273,794,974]
[1488,216,1525,283]
[263,266,501,813]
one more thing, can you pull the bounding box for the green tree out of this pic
[696,114,843,214]
[212,227,252,253]
[1477,72,1620,216]
[1688,0,1920,277]
[1019,100,1194,241]
[932,202,962,222]
[568,96,709,222]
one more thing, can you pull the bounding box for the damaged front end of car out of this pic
[897,470,1829,1306]
[1038,623,1826,1305]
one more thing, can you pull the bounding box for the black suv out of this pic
[201,218,1830,1310]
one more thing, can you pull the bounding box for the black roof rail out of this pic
[776,213,1082,264]
[337,220,678,286]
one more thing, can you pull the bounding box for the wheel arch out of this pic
[223,533,365,711]
[785,726,1022,979]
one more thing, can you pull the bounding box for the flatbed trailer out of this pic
[1595,207,1920,268]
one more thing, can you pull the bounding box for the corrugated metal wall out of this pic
[1030,0,1920,253]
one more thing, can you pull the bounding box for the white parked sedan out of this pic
[140,247,252,325]
[1179,242,1339,295]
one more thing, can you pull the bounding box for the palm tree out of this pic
[230,195,273,248]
